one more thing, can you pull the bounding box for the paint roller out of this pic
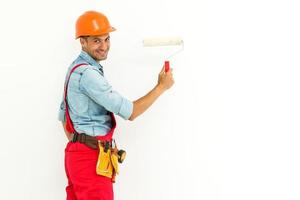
[142,37,184,72]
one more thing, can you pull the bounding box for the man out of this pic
[58,10,174,200]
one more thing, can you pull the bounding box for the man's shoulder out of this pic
[69,61,95,74]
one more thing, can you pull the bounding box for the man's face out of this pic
[80,34,110,62]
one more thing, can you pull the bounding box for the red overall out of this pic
[64,63,116,200]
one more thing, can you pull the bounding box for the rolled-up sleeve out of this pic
[58,100,66,122]
[79,68,133,120]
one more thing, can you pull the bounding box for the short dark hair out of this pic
[80,36,89,39]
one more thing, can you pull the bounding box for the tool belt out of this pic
[71,132,99,149]
[71,132,126,182]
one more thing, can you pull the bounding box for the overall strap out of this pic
[64,63,88,134]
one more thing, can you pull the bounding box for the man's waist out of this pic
[73,124,112,137]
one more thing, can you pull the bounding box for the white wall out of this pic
[0,0,299,199]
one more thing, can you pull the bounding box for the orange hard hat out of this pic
[75,11,116,39]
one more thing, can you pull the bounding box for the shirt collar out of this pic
[79,50,104,72]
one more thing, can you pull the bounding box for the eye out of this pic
[105,37,110,42]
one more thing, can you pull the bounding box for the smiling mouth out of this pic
[96,50,107,55]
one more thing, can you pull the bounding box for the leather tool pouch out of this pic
[96,140,123,182]
[96,141,114,178]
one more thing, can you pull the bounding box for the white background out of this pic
[0,0,299,199]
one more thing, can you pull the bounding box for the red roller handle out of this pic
[164,61,170,72]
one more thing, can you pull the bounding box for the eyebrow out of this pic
[92,36,110,41]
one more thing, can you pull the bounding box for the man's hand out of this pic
[157,64,174,91]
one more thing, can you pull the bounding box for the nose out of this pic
[99,41,109,51]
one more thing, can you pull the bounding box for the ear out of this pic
[80,37,87,49]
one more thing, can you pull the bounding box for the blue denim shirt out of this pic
[58,50,133,136]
